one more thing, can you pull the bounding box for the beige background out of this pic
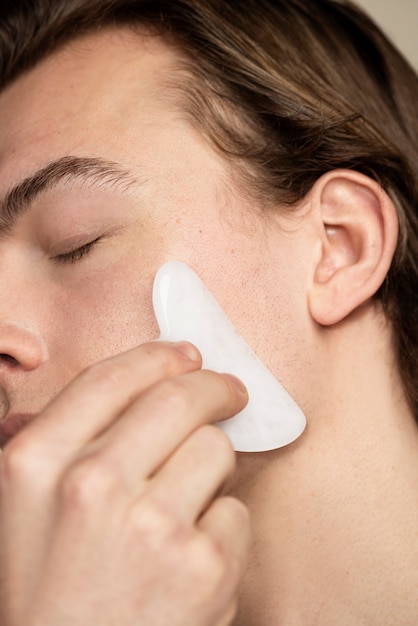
[355,0,417,70]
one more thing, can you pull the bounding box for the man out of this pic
[0,1,417,624]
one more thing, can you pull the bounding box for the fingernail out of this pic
[172,341,201,362]
[223,373,248,395]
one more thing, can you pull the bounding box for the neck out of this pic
[230,304,418,625]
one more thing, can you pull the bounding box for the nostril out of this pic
[0,354,19,366]
[0,325,47,371]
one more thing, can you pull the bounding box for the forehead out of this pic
[0,29,184,188]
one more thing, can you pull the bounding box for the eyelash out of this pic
[52,237,102,265]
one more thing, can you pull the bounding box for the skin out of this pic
[0,27,418,626]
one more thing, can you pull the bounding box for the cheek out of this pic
[49,263,160,369]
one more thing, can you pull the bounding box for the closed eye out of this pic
[51,237,102,264]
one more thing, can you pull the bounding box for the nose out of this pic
[0,242,49,374]
[0,322,47,372]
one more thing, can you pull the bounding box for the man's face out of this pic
[0,28,312,431]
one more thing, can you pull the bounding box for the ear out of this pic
[307,170,399,325]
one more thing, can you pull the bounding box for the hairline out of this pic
[0,21,289,213]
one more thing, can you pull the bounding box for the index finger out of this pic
[14,342,202,471]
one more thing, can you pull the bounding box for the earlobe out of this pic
[308,170,399,325]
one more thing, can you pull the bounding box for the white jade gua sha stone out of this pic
[152,261,306,452]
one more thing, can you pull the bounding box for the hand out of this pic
[0,341,250,626]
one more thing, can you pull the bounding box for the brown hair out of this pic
[1,0,418,413]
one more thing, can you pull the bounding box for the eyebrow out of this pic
[0,156,140,234]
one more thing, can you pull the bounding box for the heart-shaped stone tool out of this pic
[153,261,306,452]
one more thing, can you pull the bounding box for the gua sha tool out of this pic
[152,262,306,452]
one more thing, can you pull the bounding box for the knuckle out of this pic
[181,536,238,624]
[132,493,186,544]
[189,535,226,590]
[222,497,251,550]
[60,455,116,509]
[197,542,244,612]
[221,497,251,568]
[149,377,191,415]
[81,358,127,393]
[220,600,239,626]
[225,496,251,527]
[0,435,42,489]
[147,342,196,374]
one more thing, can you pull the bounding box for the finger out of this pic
[13,342,202,475]
[216,601,239,626]
[143,425,235,522]
[78,369,247,481]
[0,342,202,602]
[198,497,250,610]
[198,495,250,549]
